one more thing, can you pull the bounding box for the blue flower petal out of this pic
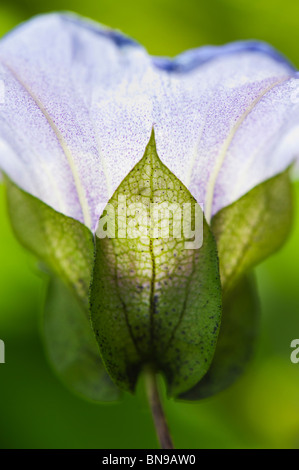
[0,13,298,230]
[152,40,295,74]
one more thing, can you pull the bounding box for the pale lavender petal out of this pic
[0,13,153,232]
[0,13,299,231]
[153,50,299,221]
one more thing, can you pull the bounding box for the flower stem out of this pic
[144,367,174,449]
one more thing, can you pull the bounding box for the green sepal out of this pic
[212,170,293,297]
[179,170,292,400]
[180,272,259,400]
[5,178,94,307]
[90,131,222,397]
[5,179,120,401]
[43,274,121,402]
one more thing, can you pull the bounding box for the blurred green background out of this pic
[1,0,299,449]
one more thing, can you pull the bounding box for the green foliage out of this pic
[90,131,222,397]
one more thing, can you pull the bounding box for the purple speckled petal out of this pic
[0,13,299,231]
[152,53,299,222]
[0,13,154,232]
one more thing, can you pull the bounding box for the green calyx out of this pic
[90,131,222,397]
[5,132,293,401]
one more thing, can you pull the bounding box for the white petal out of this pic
[0,13,298,231]
[153,50,299,221]
[0,14,153,231]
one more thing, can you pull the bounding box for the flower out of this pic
[0,13,298,408]
[0,12,298,232]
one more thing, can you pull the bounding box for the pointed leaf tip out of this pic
[90,132,222,397]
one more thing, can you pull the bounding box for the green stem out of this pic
[145,367,174,449]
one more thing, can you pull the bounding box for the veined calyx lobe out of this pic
[90,131,222,397]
